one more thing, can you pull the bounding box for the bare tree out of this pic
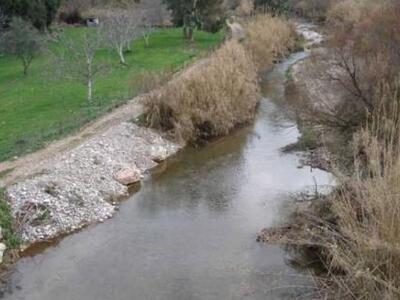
[52,30,107,103]
[101,10,143,65]
[141,15,155,47]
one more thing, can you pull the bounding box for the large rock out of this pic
[149,145,169,163]
[114,167,141,186]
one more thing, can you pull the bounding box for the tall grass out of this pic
[244,14,297,70]
[141,40,260,143]
[287,84,400,299]
[320,84,400,298]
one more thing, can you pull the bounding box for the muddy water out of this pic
[3,34,331,300]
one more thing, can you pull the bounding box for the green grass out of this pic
[0,27,222,161]
[0,188,21,248]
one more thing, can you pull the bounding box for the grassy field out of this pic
[0,27,222,162]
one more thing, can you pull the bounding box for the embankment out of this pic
[4,15,297,249]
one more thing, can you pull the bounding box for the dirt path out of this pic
[0,49,217,188]
[0,99,144,187]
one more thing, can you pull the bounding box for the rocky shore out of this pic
[5,122,180,247]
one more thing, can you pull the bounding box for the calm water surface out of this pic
[3,50,332,300]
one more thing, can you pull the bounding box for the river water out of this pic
[3,29,331,300]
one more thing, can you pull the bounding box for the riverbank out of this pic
[260,1,400,298]
[0,20,332,299]
[0,27,222,162]
[2,15,297,250]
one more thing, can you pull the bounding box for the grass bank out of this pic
[0,27,222,162]
[0,189,20,250]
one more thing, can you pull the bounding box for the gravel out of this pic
[6,122,180,246]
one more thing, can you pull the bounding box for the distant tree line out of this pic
[0,0,61,30]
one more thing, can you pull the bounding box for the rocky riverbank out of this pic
[5,121,180,247]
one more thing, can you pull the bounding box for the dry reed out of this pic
[244,14,297,70]
[141,40,260,143]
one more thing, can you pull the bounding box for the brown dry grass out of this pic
[131,69,175,95]
[286,84,400,299]
[141,40,260,143]
[244,14,297,70]
[323,85,400,299]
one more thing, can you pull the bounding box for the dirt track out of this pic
[0,99,144,187]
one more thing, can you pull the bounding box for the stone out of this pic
[150,146,168,163]
[114,167,141,186]
[5,103,181,245]
[0,243,6,264]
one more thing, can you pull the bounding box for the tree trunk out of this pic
[23,64,28,76]
[188,27,194,42]
[22,58,30,76]
[144,35,149,47]
[183,27,189,39]
[118,46,127,65]
[87,79,93,103]
[87,57,93,103]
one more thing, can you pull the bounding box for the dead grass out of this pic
[283,84,400,299]
[131,69,175,95]
[321,84,400,299]
[141,40,260,143]
[244,14,297,70]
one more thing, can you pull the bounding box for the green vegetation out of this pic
[163,0,226,39]
[0,27,222,161]
[0,17,44,76]
[0,188,21,249]
[0,0,61,30]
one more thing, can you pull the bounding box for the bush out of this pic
[0,17,44,75]
[286,82,400,299]
[324,85,400,298]
[141,40,260,143]
[324,0,400,115]
[244,14,296,70]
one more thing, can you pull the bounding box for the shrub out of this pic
[324,85,400,298]
[244,14,296,70]
[141,40,260,143]
[324,0,400,116]
[288,83,400,299]
[0,17,44,75]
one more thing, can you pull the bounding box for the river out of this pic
[2,25,331,300]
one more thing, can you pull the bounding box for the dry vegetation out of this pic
[295,86,400,299]
[140,14,298,144]
[141,40,260,143]
[326,93,400,299]
[244,14,297,70]
[279,0,400,298]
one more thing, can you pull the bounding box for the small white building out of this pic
[86,17,100,27]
